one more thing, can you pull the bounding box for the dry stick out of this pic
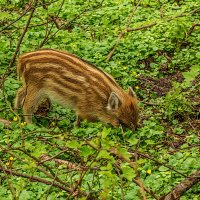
[159,170,200,200]
[8,0,38,70]
[156,0,164,18]
[140,101,159,106]
[0,167,74,193]
[39,8,87,47]
[126,22,157,32]
[106,0,142,61]
[106,6,200,61]
[116,167,125,200]
[1,147,72,193]
[114,163,159,200]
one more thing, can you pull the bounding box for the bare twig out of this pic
[159,170,200,200]
[116,167,125,200]
[140,101,160,106]
[8,0,38,70]
[106,0,142,61]
[126,22,157,32]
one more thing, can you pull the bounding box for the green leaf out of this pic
[159,166,169,172]
[66,140,80,148]
[117,147,130,160]
[121,163,136,181]
[127,137,139,146]
[97,150,113,160]
[79,145,94,157]
[101,127,111,139]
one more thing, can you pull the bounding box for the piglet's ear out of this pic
[128,87,137,98]
[107,92,121,110]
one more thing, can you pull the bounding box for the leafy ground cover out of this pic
[0,0,199,199]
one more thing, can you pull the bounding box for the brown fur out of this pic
[14,49,138,130]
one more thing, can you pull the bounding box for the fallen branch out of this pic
[106,6,200,61]
[159,170,200,200]
[127,7,200,32]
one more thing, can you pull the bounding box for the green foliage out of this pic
[0,0,200,199]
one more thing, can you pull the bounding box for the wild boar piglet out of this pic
[14,49,138,130]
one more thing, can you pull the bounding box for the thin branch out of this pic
[39,0,65,47]
[0,161,16,199]
[9,0,38,69]
[15,149,70,188]
[39,0,105,47]
[114,162,159,200]
[127,6,200,32]
[159,170,200,200]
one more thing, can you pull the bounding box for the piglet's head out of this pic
[107,87,138,131]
